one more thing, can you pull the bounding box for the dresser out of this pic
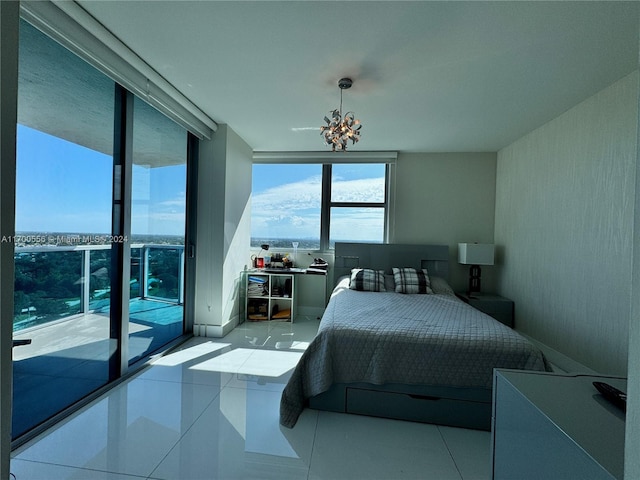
[491,369,626,480]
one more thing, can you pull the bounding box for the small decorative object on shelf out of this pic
[307,257,328,275]
[251,244,270,269]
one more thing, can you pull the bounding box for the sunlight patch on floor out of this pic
[151,342,231,367]
[190,348,303,377]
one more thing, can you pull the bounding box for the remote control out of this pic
[593,381,627,412]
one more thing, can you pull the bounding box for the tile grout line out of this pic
[11,457,149,479]
[141,342,246,479]
[305,411,321,480]
[143,333,294,478]
[437,426,465,480]
[146,378,226,479]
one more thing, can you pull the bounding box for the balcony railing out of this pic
[13,243,184,332]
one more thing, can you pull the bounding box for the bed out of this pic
[280,243,551,430]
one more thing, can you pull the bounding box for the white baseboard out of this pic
[194,315,239,338]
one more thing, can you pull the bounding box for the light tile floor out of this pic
[11,316,491,480]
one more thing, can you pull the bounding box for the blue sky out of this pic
[251,163,385,241]
[16,125,186,236]
[16,124,384,242]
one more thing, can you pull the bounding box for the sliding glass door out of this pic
[12,20,116,438]
[13,19,191,439]
[129,96,187,364]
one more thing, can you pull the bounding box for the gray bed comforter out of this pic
[280,278,550,428]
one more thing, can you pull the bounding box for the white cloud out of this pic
[332,177,385,203]
[158,196,186,208]
[251,174,384,239]
[330,207,384,241]
[252,175,322,215]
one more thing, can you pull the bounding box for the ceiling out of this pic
[77,1,639,153]
[19,20,188,167]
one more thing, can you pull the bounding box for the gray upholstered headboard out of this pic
[333,242,450,285]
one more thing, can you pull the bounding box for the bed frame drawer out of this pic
[345,387,491,430]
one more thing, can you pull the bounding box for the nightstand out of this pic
[456,292,514,327]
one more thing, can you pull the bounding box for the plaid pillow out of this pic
[392,267,433,294]
[349,268,386,292]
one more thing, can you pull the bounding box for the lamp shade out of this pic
[458,243,495,266]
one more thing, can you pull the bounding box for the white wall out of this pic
[222,126,253,329]
[204,149,499,324]
[495,71,638,376]
[194,124,252,336]
[393,152,497,292]
[627,65,640,477]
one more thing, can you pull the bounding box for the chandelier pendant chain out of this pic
[320,77,362,151]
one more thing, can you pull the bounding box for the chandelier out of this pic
[320,78,362,151]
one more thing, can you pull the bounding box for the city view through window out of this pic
[251,163,386,249]
[12,125,186,332]
[11,17,189,440]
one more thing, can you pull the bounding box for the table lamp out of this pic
[458,243,494,296]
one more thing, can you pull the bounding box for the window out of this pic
[13,19,116,439]
[129,95,187,364]
[251,163,389,250]
[13,18,193,440]
[328,163,387,248]
[252,164,322,249]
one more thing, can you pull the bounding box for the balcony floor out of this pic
[11,298,183,439]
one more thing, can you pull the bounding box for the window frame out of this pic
[250,158,394,252]
[320,164,391,251]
